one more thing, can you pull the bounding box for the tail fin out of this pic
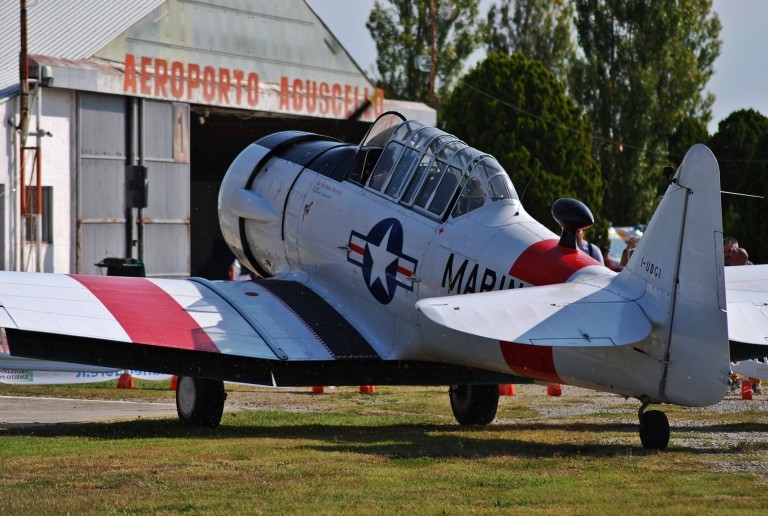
[617,144,728,405]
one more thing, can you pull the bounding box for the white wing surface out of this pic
[726,264,768,346]
[416,280,651,346]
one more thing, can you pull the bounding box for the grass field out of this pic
[1,381,767,513]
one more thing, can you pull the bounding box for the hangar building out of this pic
[0,0,434,278]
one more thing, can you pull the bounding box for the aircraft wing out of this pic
[416,280,651,346]
[0,272,524,387]
[726,264,768,349]
[0,272,380,386]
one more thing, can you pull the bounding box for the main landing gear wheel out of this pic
[638,404,670,450]
[176,376,227,428]
[449,384,499,425]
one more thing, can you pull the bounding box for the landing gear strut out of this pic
[638,404,670,449]
[449,384,499,425]
[176,376,227,428]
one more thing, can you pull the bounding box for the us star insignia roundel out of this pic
[347,218,418,304]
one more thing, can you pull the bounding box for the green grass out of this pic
[1,383,767,513]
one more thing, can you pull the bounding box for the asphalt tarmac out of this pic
[0,395,177,428]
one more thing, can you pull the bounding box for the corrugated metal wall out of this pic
[78,92,127,274]
[77,92,190,277]
[141,99,190,277]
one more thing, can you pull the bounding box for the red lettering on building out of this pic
[154,59,168,97]
[305,80,317,113]
[279,77,291,110]
[218,68,231,104]
[247,73,259,106]
[124,54,137,93]
[233,70,244,104]
[187,63,200,100]
[331,84,342,116]
[345,84,355,117]
[202,66,216,102]
[319,82,329,115]
[292,78,304,111]
[140,56,153,95]
[120,53,383,120]
[170,61,185,98]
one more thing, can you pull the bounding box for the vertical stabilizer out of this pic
[618,144,728,406]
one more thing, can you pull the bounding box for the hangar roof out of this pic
[0,0,164,97]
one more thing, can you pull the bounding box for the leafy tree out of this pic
[442,52,604,240]
[709,109,768,264]
[366,0,481,106]
[570,0,721,225]
[481,0,575,82]
[668,116,710,167]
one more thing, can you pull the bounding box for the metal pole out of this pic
[35,83,42,272]
[19,0,29,148]
[137,98,144,263]
[429,0,436,106]
[19,0,29,271]
[125,97,134,258]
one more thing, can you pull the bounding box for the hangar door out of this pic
[77,93,190,276]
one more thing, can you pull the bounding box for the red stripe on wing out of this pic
[70,275,219,353]
[500,341,562,383]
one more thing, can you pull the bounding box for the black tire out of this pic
[176,376,227,428]
[639,409,670,450]
[449,384,499,425]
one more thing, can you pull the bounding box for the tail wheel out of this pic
[449,384,499,425]
[639,409,670,449]
[176,376,227,428]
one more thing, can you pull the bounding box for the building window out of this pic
[25,186,52,243]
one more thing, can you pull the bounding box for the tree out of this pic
[366,0,481,106]
[570,0,721,225]
[668,116,710,167]
[481,0,575,82]
[442,52,604,240]
[709,109,768,264]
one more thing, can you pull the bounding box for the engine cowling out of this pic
[218,131,345,277]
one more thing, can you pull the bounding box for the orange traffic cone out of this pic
[546,384,562,397]
[359,385,376,394]
[741,379,753,400]
[169,375,178,390]
[311,386,325,394]
[498,384,515,396]
[117,372,134,389]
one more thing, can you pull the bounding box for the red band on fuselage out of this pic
[70,275,219,353]
[499,239,598,382]
[508,239,599,286]
[500,341,562,383]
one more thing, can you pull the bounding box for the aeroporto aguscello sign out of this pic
[122,53,384,121]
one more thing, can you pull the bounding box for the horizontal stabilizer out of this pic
[416,281,651,346]
[726,264,768,346]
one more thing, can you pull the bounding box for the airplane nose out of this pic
[218,131,345,277]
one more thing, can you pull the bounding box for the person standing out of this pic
[576,228,604,265]
[723,236,739,266]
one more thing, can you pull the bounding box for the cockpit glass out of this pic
[385,147,421,198]
[428,166,462,215]
[480,159,518,201]
[407,126,442,149]
[392,120,427,141]
[451,175,487,218]
[368,141,405,191]
[357,113,518,222]
[361,112,407,148]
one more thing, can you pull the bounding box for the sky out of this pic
[306,0,768,134]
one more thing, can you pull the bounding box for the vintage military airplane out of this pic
[2,112,768,449]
